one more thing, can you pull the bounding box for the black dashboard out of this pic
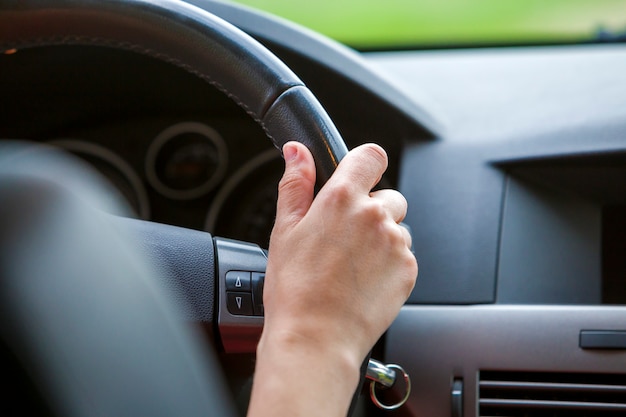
[0,34,429,249]
[2,45,286,247]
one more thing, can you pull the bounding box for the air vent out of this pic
[479,371,626,416]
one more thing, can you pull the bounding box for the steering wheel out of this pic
[0,0,350,416]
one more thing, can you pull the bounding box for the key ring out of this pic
[369,364,411,410]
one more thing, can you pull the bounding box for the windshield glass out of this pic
[230,0,626,50]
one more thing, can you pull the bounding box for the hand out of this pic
[247,141,417,417]
[265,141,416,359]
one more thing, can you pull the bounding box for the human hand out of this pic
[263,141,417,361]
[247,141,417,417]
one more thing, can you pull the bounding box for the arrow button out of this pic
[226,271,251,291]
[226,292,253,316]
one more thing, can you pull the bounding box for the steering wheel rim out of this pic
[0,0,348,185]
[0,1,350,416]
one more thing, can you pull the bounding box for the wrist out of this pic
[248,327,362,417]
[257,326,362,383]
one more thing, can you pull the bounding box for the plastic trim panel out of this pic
[385,305,626,417]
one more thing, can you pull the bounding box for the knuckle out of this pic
[361,199,387,223]
[400,254,418,294]
[277,171,301,194]
[398,192,409,213]
[385,222,405,245]
[378,219,405,245]
[323,180,353,207]
[401,226,412,247]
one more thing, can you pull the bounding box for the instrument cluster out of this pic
[48,119,283,249]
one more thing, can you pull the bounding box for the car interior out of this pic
[1,0,626,416]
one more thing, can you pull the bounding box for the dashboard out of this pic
[1,45,285,248]
[2,0,626,416]
[0,35,425,249]
[367,45,626,305]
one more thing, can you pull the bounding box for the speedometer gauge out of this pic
[145,122,228,200]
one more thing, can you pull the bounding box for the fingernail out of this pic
[283,143,298,162]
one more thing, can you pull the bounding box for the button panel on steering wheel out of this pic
[216,238,267,353]
[225,271,265,316]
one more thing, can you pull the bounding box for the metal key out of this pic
[366,358,397,388]
[366,358,411,410]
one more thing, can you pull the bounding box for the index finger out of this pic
[326,143,388,194]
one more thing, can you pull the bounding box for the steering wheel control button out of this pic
[226,271,251,291]
[251,272,265,316]
[215,238,268,353]
[224,271,264,316]
[227,292,254,316]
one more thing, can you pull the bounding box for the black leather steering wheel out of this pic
[0,0,350,415]
[0,0,348,181]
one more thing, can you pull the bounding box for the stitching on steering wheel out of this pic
[3,36,280,146]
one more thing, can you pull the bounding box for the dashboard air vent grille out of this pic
[479,371,626,416]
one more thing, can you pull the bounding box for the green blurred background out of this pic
[229,0,626,49]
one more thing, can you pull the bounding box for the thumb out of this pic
[275,142,316,229]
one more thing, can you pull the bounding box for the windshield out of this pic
[230,0,626,50]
